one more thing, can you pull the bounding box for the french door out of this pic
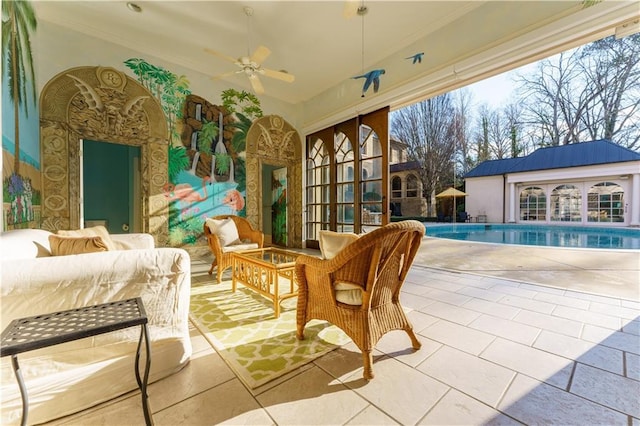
[305,107,389,247]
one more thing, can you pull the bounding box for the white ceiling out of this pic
[32,1,636,106]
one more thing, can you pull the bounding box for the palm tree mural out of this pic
[2,0,37,175]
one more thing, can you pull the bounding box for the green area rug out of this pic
[189,280,350,389]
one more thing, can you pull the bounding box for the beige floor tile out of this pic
[627,352,640,380]
[456,286,505,302]
[461,298,522,320]
[417,346,516,407]
[420,319,495,356]
[375,330,441,368]
[421,288,473,306]
[570,363,640,418]
[347,358,449,426]
[418,301,482,325]
[513,309,583,337]
[418,389,519,425]
[148,348,236,412]
[533,330,623,375]
[419,279,468,293]
[499,374,627,425]
[498,294,556,314]
[256,366,369,425]
[345,405,400,425]
[582,324,640,355]
[623,319,640,336]
[49,392,146,425]
[589,301,640,321]
[398,292,435,311]
[481,338,573,389]
[489,285,539,299]
[532,291,591,309]
[405,310,441,333]
[469,314,541,345]
[553,305,621,330]
[313,343,368,382]
[153,379,273,425]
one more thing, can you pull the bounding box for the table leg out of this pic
[11,355,28,426]
[135,324,153,426]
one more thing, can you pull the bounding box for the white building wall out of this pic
[465,176,505,223]
[466,161,640,226]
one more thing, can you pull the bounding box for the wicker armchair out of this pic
[295,220,425,379]
[204,214,264,283]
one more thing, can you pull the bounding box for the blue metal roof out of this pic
[390,160,420,173]
[464,140,640,178]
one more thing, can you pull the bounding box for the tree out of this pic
[452,89,475,174]
[390,94,456,215]
[516,35,640,149]
[2,0,37,174]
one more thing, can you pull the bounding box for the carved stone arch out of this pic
[245,115,302,248]
[39,66,170,244]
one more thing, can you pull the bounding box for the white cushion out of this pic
[206,218,240,247]
[318,230,360,259]
[335,281,363,305]
[0,229,53,260]
[221,243,259,253]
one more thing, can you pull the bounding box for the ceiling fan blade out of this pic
[210,70,240,81]
[250,45,271,65]
[249,74,265,95]
[204,47,238,64]
[261,68,295,83]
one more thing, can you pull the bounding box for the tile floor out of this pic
[47,250,640,426]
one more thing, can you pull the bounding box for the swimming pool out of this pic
[424,224,640,249]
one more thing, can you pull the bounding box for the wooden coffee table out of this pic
[231,248,300,318]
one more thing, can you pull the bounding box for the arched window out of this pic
[551,184,581,222]
[406,174,418,198]
[519,186,546,221]
[587,182,624,222]
[305,137,330,240]
[336,131,355,232]
[391,176,402,198]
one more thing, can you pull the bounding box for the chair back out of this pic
[304,220,424,308]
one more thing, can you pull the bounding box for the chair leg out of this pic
[362,350,374,380]
[296,323,305,341]
[208,259,217,275]
[216,268,222,284]
[405,328,422,350]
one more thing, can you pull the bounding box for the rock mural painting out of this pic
[165,91,260,246]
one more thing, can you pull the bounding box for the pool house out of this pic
[464,140,640,227]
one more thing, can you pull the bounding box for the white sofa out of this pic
[0,228,192,425]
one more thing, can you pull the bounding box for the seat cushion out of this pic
[221,243,259,253]
[318,230,360,259]
[335,281,362,305]
[206,218,241,247]
[0,229,53,260]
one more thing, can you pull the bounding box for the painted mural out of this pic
[2,0,41,230]
[123,58,263,246]
[272,167,287,246]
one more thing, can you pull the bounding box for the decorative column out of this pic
[631,173,640,227]
[508,182,516,223]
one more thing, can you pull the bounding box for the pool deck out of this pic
[415,237,640,301]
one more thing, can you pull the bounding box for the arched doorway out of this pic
[39,66,170,244]
[245,115,302,248]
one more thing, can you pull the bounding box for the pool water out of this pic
[425,224,640,249]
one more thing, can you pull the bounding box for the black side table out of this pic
[0,298,152,426]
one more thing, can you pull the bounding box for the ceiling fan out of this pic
[205,7,295,95]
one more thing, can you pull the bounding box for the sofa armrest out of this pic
[109,233,155,250]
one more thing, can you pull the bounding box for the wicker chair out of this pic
[295,220,425,380]
[204,214,264,283]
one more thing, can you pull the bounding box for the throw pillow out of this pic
[49,235,109,256]
[206,217,241,247]
[57,225,117,251]
[318,230,360,259]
